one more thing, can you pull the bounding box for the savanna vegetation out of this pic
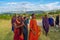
[0,10,60,40]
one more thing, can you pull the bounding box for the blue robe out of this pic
[48,17,54,26]
[23,19,29,40]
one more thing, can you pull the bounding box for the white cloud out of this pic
[7,2,17,5]
[0,1,60,12]
[42,2,60,10]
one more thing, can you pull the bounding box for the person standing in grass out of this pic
[29,14,41,40]
[11,14,16,32]
[42,15,49,36]
[55,15,59,28]
[14,16,24,40]
[59,14,60,27]
[23,16,29,40]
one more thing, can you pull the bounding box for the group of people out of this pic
[11,14,29,40]
[11,14,41,40]
[11,14,59,40]
[42,14,60,36]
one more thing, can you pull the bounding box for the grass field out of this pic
[0,19,60,40]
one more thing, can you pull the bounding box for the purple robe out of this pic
[11,17,16,32]
[42,17,49,36]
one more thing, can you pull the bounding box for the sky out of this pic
[0,0,60,12]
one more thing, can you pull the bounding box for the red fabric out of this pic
[14,29,20,40]
[19,34,24,40]
[29,19,40,40]
[14,20,24,40]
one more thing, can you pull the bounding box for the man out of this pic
[23,16,29,40]
[11,14,16,32]
[29,14,40,40]
[42,15,49,36]
[55,15,59,27]
[14,16,24,40]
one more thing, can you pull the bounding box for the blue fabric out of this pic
[23,26,28,40]
[25,19,29,25]
[12,25,14,32]
[11,17,16,32]
[48,18,54,26]
[23,19,29,40]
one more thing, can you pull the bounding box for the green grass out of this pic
[0,19,60,40]
[0,20,13,40]
[0,13,51,20]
